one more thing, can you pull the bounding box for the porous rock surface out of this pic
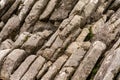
[0,0,120,80]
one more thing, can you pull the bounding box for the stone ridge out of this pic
[0,0,120,80]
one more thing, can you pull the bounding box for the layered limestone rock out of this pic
[0,0,120,80]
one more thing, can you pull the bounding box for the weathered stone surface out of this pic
[41,48,54,60]
[92,15,107,34]
[33,21,55,33]
[0,49,11,70]
[81,0,100,19]
[18,0,37,21]
[72,41,106,80]
[10,55,37,80]
[55,67,74,80]
[13,32,31,49]
[0,15,20,42]
[37,61,52,79]
[0,39,13,50]
[1,0,21,22]
[51,28,81,61]
[117,73,120,80]
[93,8,120,45]
[65,49,86,67]
[0,0,7,10]
[66,28,89,55]
[0,0,120,80]
[41,55,68,80]
[102,48,120,80]
[21,56,45,80]
[110,0,120,10]
[50,0,79,20]
[0,21,4,29]
[94,48,120,80]
[22,30,52,54]
[70,0,89,16]
[0,0,15,17]
[41,17,73,49]
[50,27,81,61]
[54,49,86,80]
[59,15,82,39]
[20,0,49,33]
[51,36,63,50]
[0,49,26,80]
[40,0,59,20]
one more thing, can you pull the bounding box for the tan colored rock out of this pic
[65,49,86,67]
[41,55,68,80]
[94,47,120,80]
[21,56,45,80]
[72,41,106,80]
[37,61,52,79]
[92,15,107,34]
[0,15,20,42]
[33,21,55,33]
[18,0,37,21]
[20,0,49,33]
[51,36,63,50]
[66,28,89,55]
[59,15,83,39]
[40,0,59,20]
[0,39,13,50]
[55,49,86,80]
[22,30,52,54]
[110,0,120,10]
[50,0,79,20]
[51,28,81,61]
[0,49,11,69]
[10,55,37,80]
[41,17,73,49]
[0,21,4,29]
[102,48,120,80]
[55,67,74,80]
[1,0,21,22]
[117,74,120,80]
[13,32,31,49]
[0,49,26,80]
[0,0,15,16]
[70,0,89,16]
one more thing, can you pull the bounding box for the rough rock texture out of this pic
[0,0,120,80]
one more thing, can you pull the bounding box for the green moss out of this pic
[84,27,94,41]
